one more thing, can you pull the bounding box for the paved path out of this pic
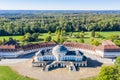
[84,53,115,64]
[0,52,35,65]
[0,59,29,65]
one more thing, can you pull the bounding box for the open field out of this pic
[0,31,120,44]
[0,66,34,80]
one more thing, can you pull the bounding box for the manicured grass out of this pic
[0,66,34,80]
[0,31,120,44]
[0,36,23,41]
[97,31,120,37]
[35,31,120,45]
[68,31,120,44]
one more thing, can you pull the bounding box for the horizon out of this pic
[0,0,120,10]
[0,9,120,11]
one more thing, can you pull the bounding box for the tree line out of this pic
[0,13,120,36]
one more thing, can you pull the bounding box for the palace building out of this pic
[32,45,87,71]
[96,40,120,58]
[0,40,120,58]
[0,39,24,58]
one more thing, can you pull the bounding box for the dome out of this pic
[52,45,68,57]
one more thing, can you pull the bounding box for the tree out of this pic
[80,32,85,38]
[9,37,14,41]
[97,66,118,80]
[21,33,36,42]
[24,33,32,42]
[114,40,120,47]
[69,32,73,37]
[108,35,119,41]
[56,35,60,43]
[2,38,6,44]
[20,41,28,46]
[48,31,51,35]
[0,13,120,36]
[95,33,101,38]
[60,36,66,44]
[0,40,3,45]
[51,38,55,42]
[62,29,66,36]
[115,56,120,67]
[91,30,95,37]
[32,33,39,41]
[79,38,84,43]
[44,36,52,42]
[91,39,100,46]
[114,57,120,80]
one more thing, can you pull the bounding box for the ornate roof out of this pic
[52,45,68,57]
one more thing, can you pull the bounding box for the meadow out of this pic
[0,31,120,44]
[0,66,34,80]
[0,66,98,80]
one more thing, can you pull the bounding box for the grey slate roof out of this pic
[36,45,84,56]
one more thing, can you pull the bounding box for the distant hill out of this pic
[0,10,120,16]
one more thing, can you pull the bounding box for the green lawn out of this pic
[0,31,120,45]
[0,66,34,80]
[68,31,120,44]
[0,66,97,80]
[0,36,23,41]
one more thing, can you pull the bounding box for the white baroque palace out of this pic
[32,45,87,71]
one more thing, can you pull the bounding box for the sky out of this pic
[0,0,120,10]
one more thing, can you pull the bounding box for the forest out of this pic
[0,10,120,36]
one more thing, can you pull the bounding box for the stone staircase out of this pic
[44,61,57,71]
[69,62,76,71]
[43,61,76,71]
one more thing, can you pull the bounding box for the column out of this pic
[56,63,58,67]
[82,63,84,66]
[84,62,87,67]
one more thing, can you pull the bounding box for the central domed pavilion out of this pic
[32,44,87,71]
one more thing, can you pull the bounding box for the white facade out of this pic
[1,41,120,58]
[37,55,83,62]
[34,45,85,62]
[96,50,120,58]
[67,46,120,58]
[0,50,24,58]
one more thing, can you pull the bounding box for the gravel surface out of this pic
[9,59,101,80]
